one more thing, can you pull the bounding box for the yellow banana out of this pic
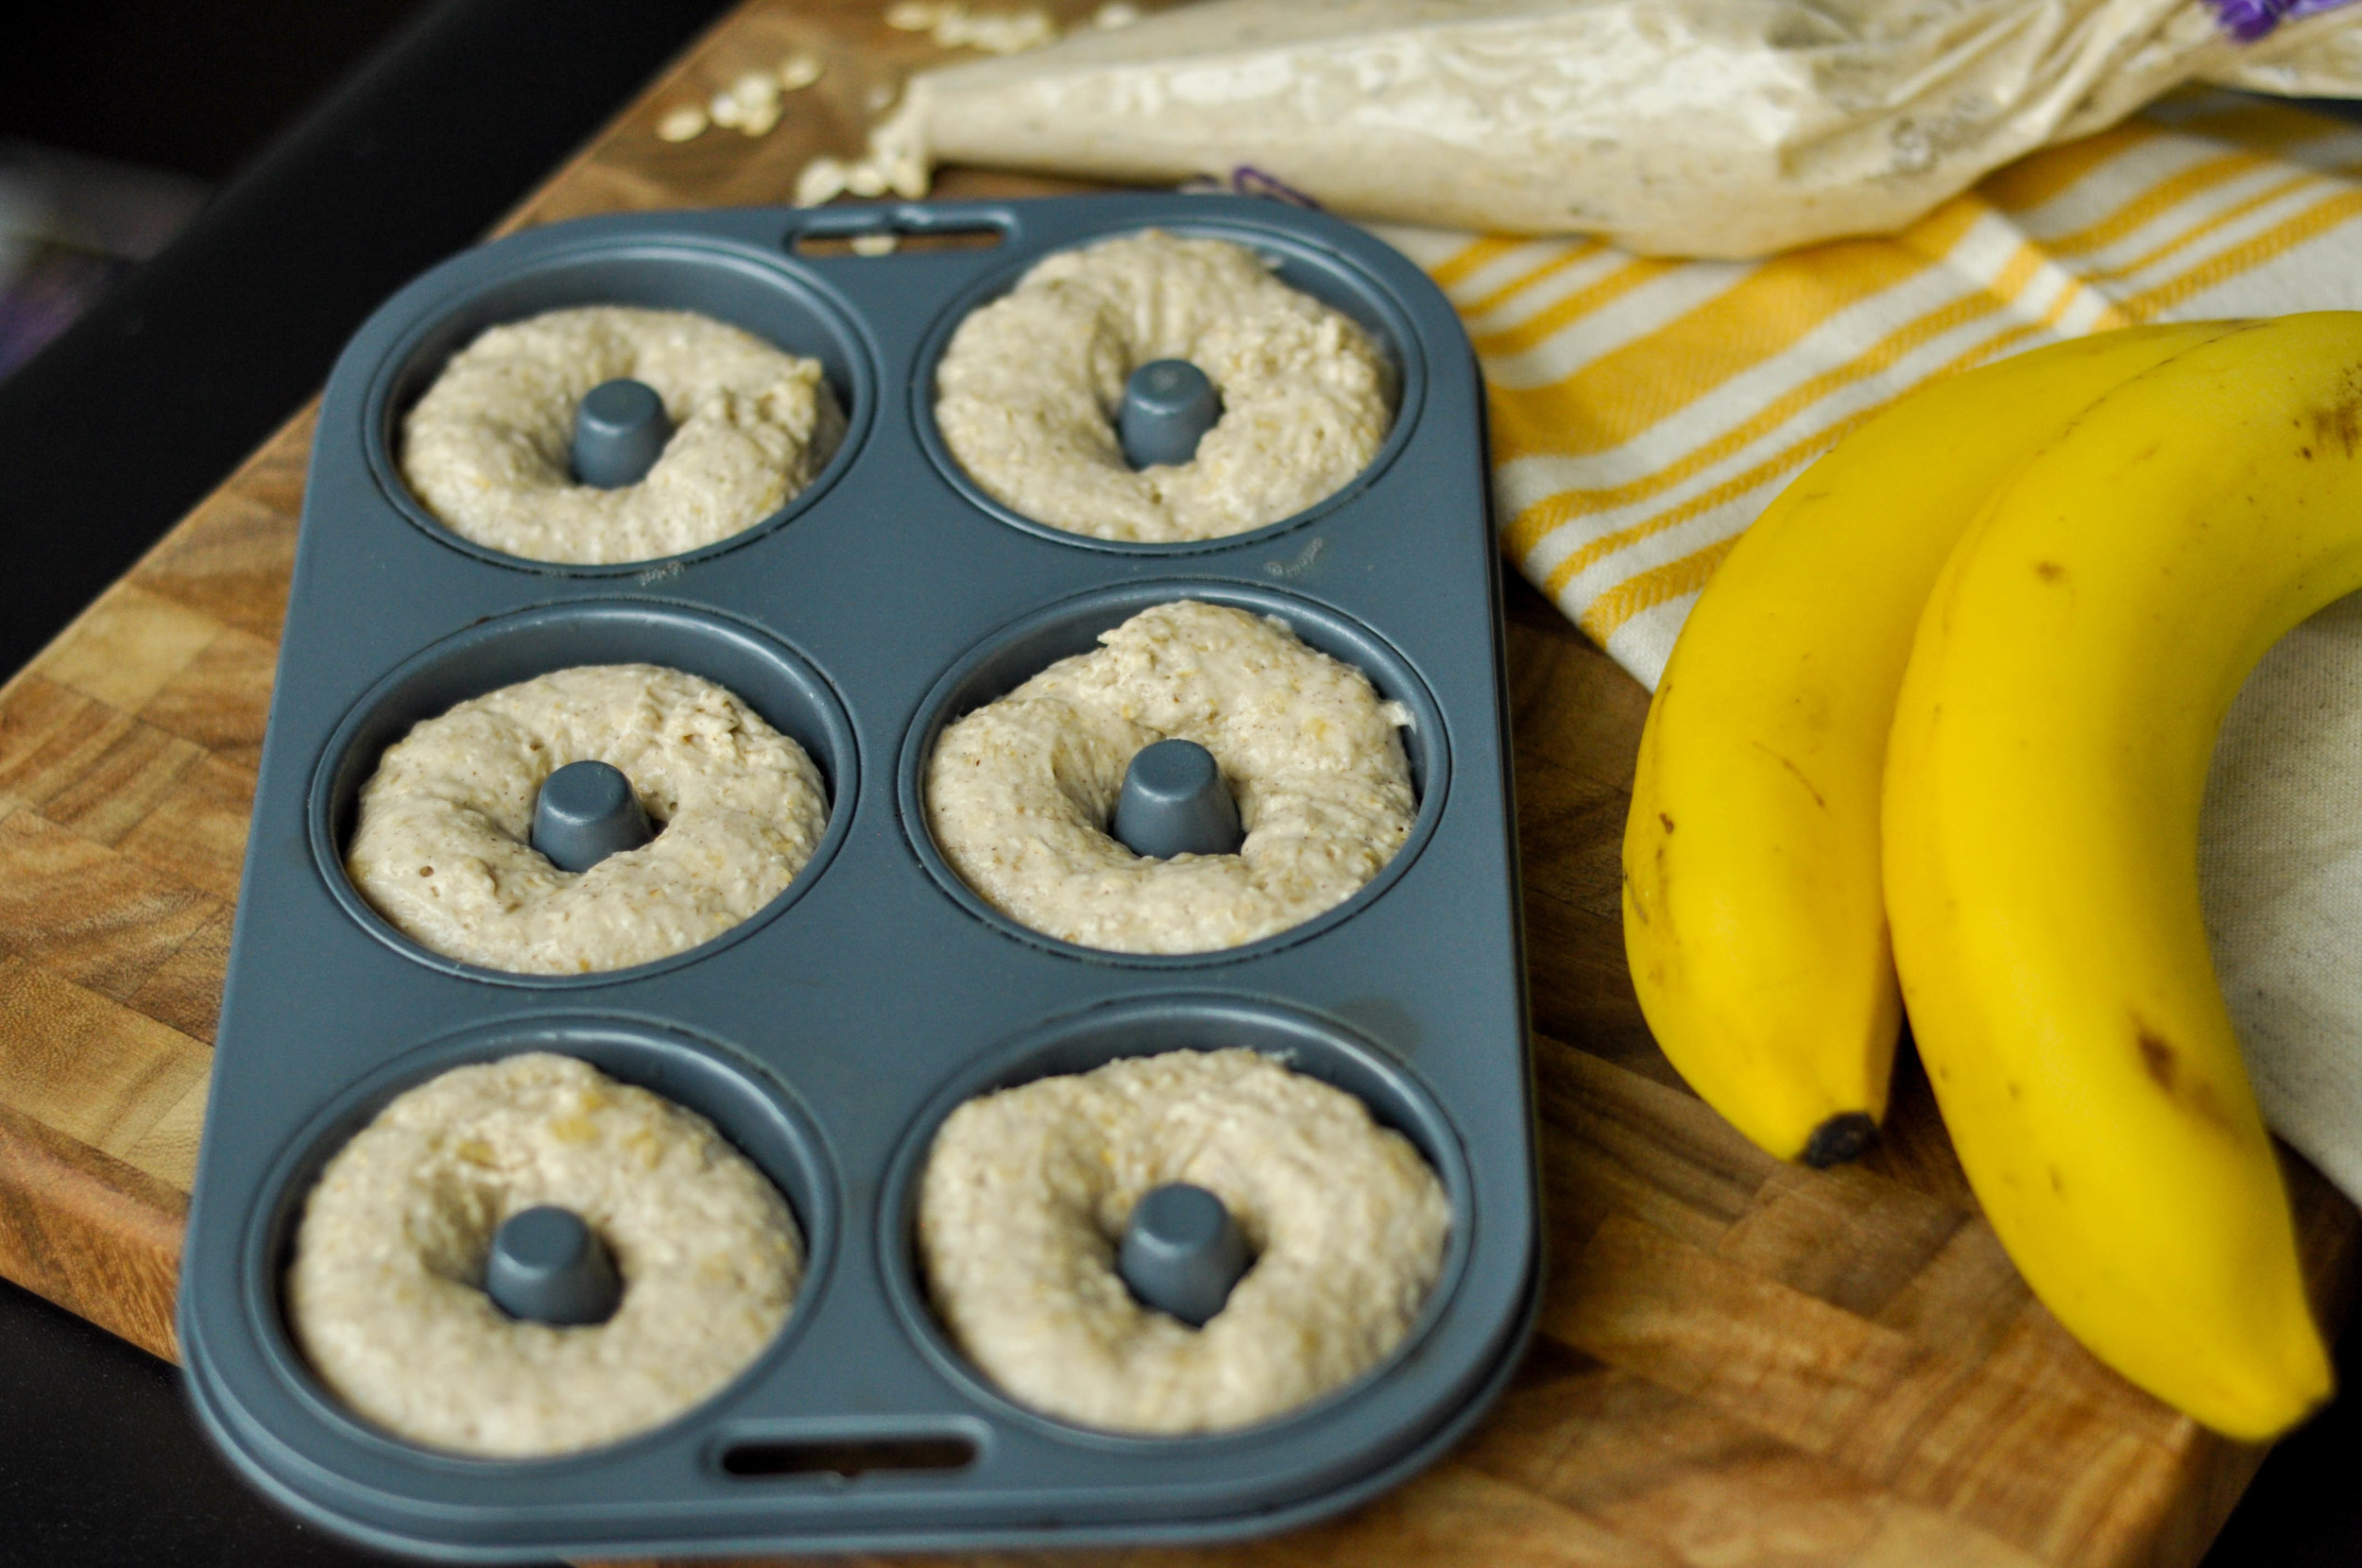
[1623,322,2237,1164]
[1883,313,2362,1438]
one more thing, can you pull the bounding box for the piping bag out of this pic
[854,0,2362,258]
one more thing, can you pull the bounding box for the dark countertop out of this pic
[0,1274,425,1567]
[0,0,730,680]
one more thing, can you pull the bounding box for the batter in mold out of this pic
[287,1052,801,1457]
[400,306,845,564]
[933,230,1394,543]
[924,600,1416,954]
[917,1048,1449,1435]
[348,664,827,975]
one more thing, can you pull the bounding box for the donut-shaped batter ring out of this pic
[348,664,828,975]
[925,600,1415,954]
[934,231,1394,543]
[400,305,845,564]
[917,1048,1449,1434]
[287,1053,801,1457]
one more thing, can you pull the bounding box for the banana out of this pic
[1883,313,2362,1438]
[1623,323,2237,1165]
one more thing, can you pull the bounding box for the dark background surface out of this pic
[0,3,2357,1563]
[2,0,434,182]
[0,0,732,680]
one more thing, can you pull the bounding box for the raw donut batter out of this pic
[287,1052,800,1457]
[934,230,1394,542]
[349,664,827,975]
[926,600,1416,954]
[401,305,845,564]
[917,1048,1449,1434]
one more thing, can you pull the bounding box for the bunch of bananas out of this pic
[1623,314,2362,1438]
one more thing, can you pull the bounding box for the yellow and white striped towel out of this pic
[1374,90,2362,690]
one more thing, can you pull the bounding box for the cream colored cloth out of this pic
[2203,594,2362,1202]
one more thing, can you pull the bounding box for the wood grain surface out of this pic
[0,5,2353,1565]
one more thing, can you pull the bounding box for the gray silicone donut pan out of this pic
[178,194,1539,1561]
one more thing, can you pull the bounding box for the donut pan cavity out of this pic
[877,996,1477,1443]
[363,235,876,574]
[180,196,1537,1559]
[911,217,1425,555]
[897,579,1449,965]
[309,599,859,985]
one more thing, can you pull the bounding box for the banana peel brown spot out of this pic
[2313,393,2360,459]
[1751,741,1827,811]
[2133,1016,2237,1133]
[2034,561,2065,582]
[1658,811,1675,833]
[1622,840,1664,928]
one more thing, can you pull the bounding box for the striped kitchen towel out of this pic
[1374,90,2362,690]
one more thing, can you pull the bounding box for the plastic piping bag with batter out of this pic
[860,0,2362,259]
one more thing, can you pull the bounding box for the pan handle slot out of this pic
[719,1433,979,1479]
[786,205,1009,258]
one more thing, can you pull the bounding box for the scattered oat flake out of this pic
[733,70,781,107]
[937,8,1059,52]
[739,100,782,137]
[710,91,746,128]
[777,52,824,91]
[885,1,946,28]
[1093,1,1142,26]
[864,81,899,112]
[847,163,888,197]
[850,232,899,257]
[795,157,850,207]
[656,104,709,142]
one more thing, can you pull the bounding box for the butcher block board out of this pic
[0,4,2353,1564]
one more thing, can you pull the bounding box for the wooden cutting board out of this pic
[0,4,2353,1564]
